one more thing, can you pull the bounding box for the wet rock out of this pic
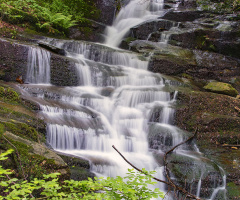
[50,54,79,86]
[148,55,190,75]
[192,50,240,81]
[0,38,82,86]
[175,89,240,138]
[0,38,28,82]
[147,31,162,42]
[120,37,137,49]
[168,152,224,198]
[101,87,114,96]
[58,153,95,181]
[169,28,240,58]
[177,0,198,10]
[1,131,70,179]
[38,42,66,56]
[203,82,238,97]
[130,19,174,40]
[161,10,203,22]
[128,39,240,84]
[68,20,106,42]
[93,0,116,25]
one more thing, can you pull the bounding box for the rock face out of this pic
[161,10,203,22]
[0,38,80,86]
[50,55,79,86]
[175,88,240,197]
[93,0,116,25]
[130,19,174,40]
[169,28,240,59]
[0,38,28,82]
[204,82,239,97]
[129,40,240,85]
[68,20,106,42]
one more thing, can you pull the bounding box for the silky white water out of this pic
[105,0,165,47]
[26,47,51,84]
[20,0,227,199]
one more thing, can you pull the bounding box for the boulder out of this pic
[130,19,174,40]
[203,82,238,97]
[68,20,106,42]
[161,10,203,22]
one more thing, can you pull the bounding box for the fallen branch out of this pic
[112,127,201,200]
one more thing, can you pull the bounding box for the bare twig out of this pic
[112,145,171,186]
[163,128,199,200]
[112,127,201,200]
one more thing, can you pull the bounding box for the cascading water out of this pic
[25,47,51,84]
[105,0,165,47]
[19,0,227,199]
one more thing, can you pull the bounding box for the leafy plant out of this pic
[0,149,165,199]
[0,0,99,35]
[38,9,77,31]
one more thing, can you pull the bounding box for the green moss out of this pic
[3,122,40,142]
[0,87,5,98]
[0,124,5,135]
[204,82,238,97]
[0,137,65,180]
[181,73,194,80]
[0,87,20,104]
[123,37,137,43]
[0,104,46,141]
[227,182,240,198]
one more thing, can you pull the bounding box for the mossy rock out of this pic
[2,122,42,143]
[0,87,20,103]
[204,82,238,97]
[0,132,69,180]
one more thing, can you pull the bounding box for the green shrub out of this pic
[0,0,99,35]
[0,149,165,199]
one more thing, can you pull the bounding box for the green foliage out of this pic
[0,149,14,178]
[37,9,77,32]
[0,150,164,200]
[0,0,99,35]
[197,0,240,13]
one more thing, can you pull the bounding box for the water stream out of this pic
[20,0,227,199]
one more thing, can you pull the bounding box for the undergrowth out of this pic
[0,0,99,35]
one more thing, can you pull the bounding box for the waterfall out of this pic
[104,0,165,47]
[26,47,51,84]
[20,0,227,199]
